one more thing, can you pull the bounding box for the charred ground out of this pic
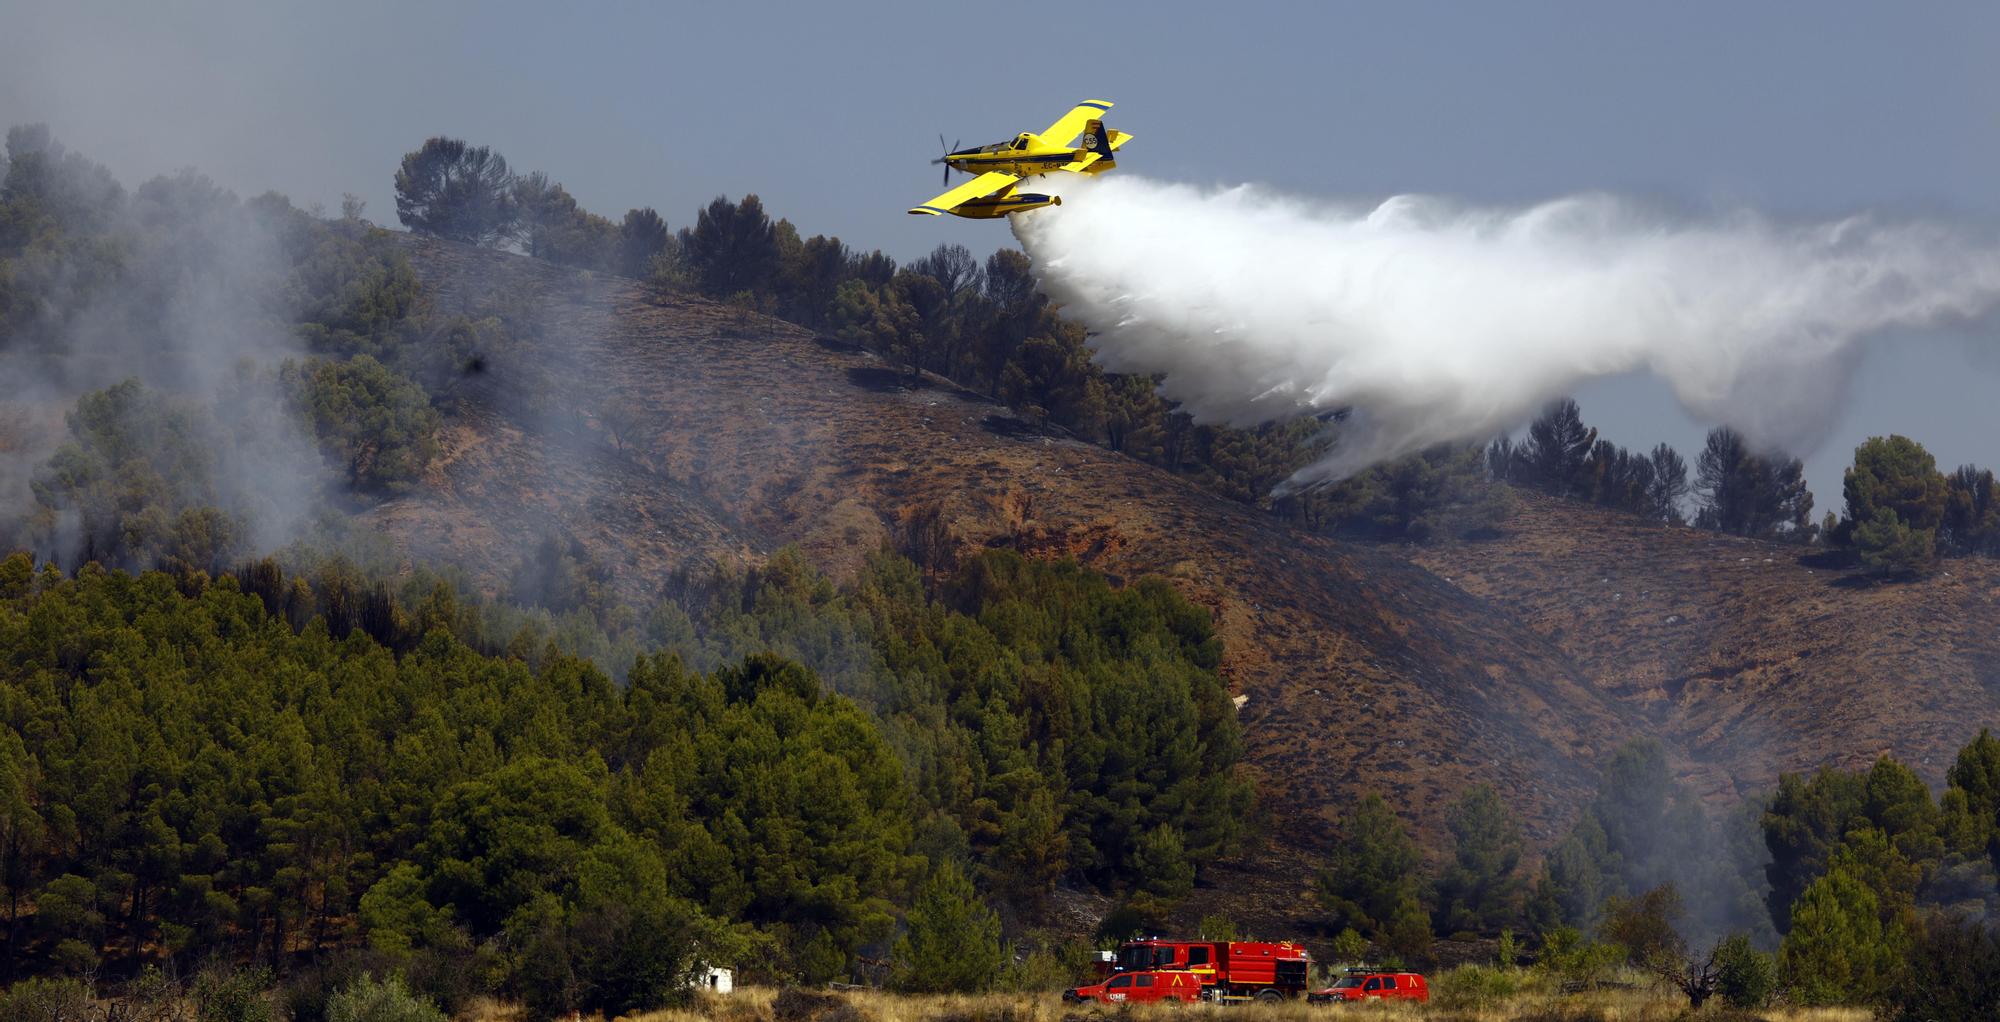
[368,236,2000,937]
[1409,491,2000,803]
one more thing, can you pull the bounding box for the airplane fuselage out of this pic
[941,132,1088,180]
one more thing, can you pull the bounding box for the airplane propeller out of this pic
[930,134,961,186]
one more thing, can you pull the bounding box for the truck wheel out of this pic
[1255,990,1283,1003]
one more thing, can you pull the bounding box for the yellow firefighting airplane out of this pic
[908,100,1133,219]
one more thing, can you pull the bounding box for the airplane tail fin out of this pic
[1082,119,1116,163]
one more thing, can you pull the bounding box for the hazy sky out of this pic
[5,1,1997,508]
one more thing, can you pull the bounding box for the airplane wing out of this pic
[908,171,1018,215]
[1058,130,1134,174]
[1038,99,1114,147]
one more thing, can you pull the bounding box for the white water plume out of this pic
[1012,175,2000,489]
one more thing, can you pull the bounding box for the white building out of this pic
[693,965,733,994]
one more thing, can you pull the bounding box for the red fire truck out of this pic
[1069,938,1313,1003]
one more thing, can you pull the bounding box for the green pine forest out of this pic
[0,544,1247,1011]
[4,126,2000,1018]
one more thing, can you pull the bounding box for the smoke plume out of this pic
[1013,175,2000,489]
[0,128,325,566]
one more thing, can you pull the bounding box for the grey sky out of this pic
[5,1,1997,509]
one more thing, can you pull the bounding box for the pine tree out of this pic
[1711,933,1776,1009]
[891,268,948,378]
[1315,794,1426,938]
[1128,824,1196,918]
[828,280,919,369]
[1778,865,1893,1005]
[682,195,779,298]
[617,208,671,279]
[282,355,441,492]
[774,233,852,328]
[1434,784,1526,934]
[890,861,1005,993]
[1843,435,1948,536]
[1763,766,1868,932]
[511,172,618,270]
[1536,814,1613,930]
[1946,730,2000,860]
[1522,398,1595,497]
[1841,436,1947,572]
[0,730,47,966]
[1694,427,1814,540]
[908,243,983,301]
[1646,443,1690,523]
[1941,465,2000,556]
[1884,912,2000,1022]
[392,137,518,247]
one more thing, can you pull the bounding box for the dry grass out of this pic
[592,985,1871,1022]
[457,994,528,1022]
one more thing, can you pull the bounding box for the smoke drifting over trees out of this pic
[0,125,329,566]
[1013,175,2000,490]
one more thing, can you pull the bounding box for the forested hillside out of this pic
[0,546,1244,1010]
[5,125,2000,1018]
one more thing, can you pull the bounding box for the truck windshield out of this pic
[1332,978,1364,989]
[1117,947,1151,971]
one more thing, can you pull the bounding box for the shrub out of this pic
[1535,927,1621,989]
[282,958,370,1022]
[1197,914,1240,941]
[1330,927,1369,964]
[51,938,101,977]
[1432,964,1522,1010]
[1007,939,1096,992]
[1600,884,1684,968]
[399,947,497,1017]
[773,988,844,1022]
[0,977,95,1022]
[128,967,187,1020]
[1711,934,1775,1009]
[1094,904,1148,944]
[193,965,275,1022]
[326,974,448,1022]
[1883,913,2000,1022]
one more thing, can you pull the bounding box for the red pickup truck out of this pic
[1064,970,1205,1004]
[1307,970,1429,1003]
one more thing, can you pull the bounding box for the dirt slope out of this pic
[1408,492,2000,803]
[360,239,1656,927]
[364,237,2000,934]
